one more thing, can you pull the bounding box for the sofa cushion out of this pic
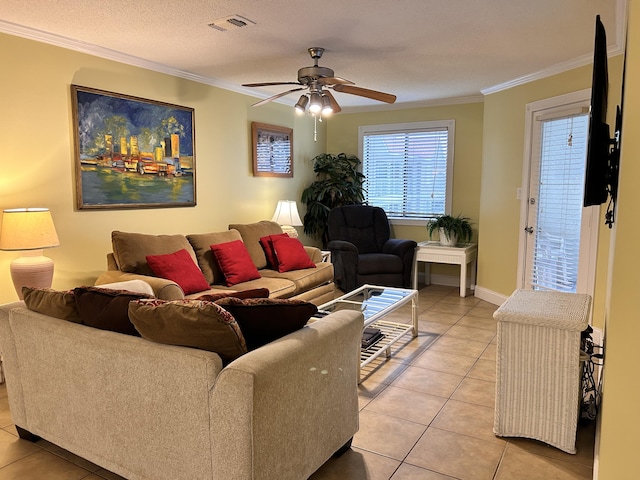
[184,276,296,300]
[215,297,317,350]
[146,248,210,295]
[270,235,316,272]
[259,261,334,295]
[22,287,81,323]
[128,299,248,363]
[259,233,289,269]
[111,231,197,276]
[187,230,243,285]
[74,286,152,336]
[197,288,270,302]
[228,221,283,269]
[211,240,261,286]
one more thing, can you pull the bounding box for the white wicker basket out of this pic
[493,289,591,454]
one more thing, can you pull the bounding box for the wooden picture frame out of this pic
[252,122,293,177]
[71,85,196,210]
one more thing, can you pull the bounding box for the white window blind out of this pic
[359,121,454,220]
[531,114,588,292]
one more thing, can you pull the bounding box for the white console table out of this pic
[412,241,477,297]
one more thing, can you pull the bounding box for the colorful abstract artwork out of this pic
[71,85,196,209]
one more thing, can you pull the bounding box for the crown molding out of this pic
[1,0,628,108]
[482,0,627,96]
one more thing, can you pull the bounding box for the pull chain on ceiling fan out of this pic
[242,47,396,114]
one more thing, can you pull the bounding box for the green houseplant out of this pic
[426,214,473,246]
[301,153,365,246]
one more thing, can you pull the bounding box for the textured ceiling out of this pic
[0,0,625,110]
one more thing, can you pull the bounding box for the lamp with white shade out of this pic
[271,200,303,238]
[0,208,60,299]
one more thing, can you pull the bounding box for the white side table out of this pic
[412,241,477,297]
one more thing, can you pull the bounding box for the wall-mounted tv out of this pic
[583,14,621,228]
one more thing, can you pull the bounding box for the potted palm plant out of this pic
[301,153,365,247]
[426,214,473,246]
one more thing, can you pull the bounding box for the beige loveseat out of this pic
[0,301,362,480]
[95,221,335,305]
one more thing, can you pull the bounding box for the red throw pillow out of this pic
[259,233,289,269]
[146,249,210,295]
[211,240,261,286]
[270,235,316,273]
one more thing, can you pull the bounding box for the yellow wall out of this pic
[479,56,624,327]
[2,14,638,476]
[326,102,484,277]
[597,1,640,477]
[0,32,326,304]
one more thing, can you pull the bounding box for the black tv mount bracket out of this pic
[604,106,622,229]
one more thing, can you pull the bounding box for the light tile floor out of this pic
[311,284,596,480]
[0,285,595,480]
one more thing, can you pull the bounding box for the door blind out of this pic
[531,114,588,292]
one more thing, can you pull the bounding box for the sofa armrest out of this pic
[95,271,185,300]
[210,309,363,480]
[304,245,323,263]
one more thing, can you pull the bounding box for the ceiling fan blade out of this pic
[333,84,396,104]
[318,76,354,86]
[251,87,305,107]
[243,81,302,87]
[323,90,342,113]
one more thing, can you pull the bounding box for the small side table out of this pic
[412,241,477,297]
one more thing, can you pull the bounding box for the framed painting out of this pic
[251,122,293,177]
[71,85,196,210]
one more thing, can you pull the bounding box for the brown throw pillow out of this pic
[22,287,81,323]
[74,286,152,336]
[215,297,317,350]
[128,299,248,364]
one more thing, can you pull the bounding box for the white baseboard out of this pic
[428,273,463,288]
[418,272,508,307]
[473,286,509,306]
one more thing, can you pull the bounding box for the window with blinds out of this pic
[531,114,588,292]
[359,120,455,220]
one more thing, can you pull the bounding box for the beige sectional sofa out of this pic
[95,221,335,305]
[0,301,362,480]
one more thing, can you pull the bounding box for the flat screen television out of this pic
[583,15,621,227]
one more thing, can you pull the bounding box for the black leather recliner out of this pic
[327,205,417,292]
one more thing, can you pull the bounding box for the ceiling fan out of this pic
[242,47,396,114]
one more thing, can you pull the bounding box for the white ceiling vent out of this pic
[208,15,256,32]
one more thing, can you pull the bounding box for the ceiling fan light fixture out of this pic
[294,95,308,113]
[308,92,322,114]
[321,94,333,115]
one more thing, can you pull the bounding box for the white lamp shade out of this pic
[271,200,303,237]
[0,208,60,250]
[271,200,303,226]
[0,208,60,299]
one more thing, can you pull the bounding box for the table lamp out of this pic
[0,208,60,299]
[271,200,303,238]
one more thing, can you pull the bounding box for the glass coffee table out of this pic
[315,284,418,382]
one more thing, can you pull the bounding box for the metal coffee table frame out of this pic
[316,284,418,382]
